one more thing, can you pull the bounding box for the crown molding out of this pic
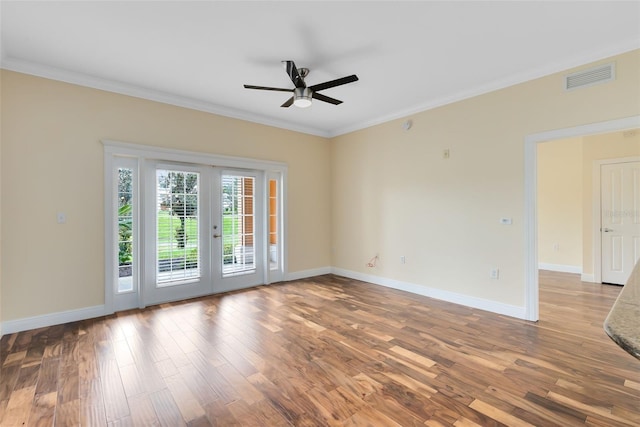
[328,41,640,137]
[3,40,639,139]
[0,57,331,138]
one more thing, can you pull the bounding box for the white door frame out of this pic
[593,157,640,284]
[103,140,288,315]
[524,115,640,321]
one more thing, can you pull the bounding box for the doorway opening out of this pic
[524,116,640,321]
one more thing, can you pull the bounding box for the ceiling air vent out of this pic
[564,63,615,91]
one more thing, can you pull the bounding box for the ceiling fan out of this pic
[244,60,358,108]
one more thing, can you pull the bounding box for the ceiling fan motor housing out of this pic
[294,87,313,108]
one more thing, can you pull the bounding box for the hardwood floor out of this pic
[1,271,639,426]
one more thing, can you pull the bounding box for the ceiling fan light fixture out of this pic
[293,87,312,108]
[244,60,357,108]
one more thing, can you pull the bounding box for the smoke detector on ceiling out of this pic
[564,62,615,91]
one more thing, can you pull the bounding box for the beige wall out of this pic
[0,70,331,321]
[331,50,640,307]
[537,137,583,269]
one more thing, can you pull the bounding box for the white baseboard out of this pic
[1,305,106,336]
[581,273,596,283]
[538,263,582,274]
[538,263,596,283]
[331,268,527,320]
[285,266,332,281]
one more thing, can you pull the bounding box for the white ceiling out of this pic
[2,1,639,137]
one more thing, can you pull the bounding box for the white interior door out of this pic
[601,161,640,284]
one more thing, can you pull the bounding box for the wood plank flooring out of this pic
[1,271,639,426]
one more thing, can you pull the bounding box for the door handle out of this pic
[602,228,614,232]
[213,234,222,238]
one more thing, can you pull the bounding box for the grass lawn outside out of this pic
[156,210,242,263]
[157,210,198,261]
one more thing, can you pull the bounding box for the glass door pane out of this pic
[156,169,201,285]
[143,163,211,307]
[222,174,256,276]
[212,170,264,293]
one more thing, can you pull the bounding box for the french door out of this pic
[106,143,286,315]
[142,163,265,306]
[212,170,265,293]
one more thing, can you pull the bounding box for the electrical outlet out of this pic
[490,268,499,279]
[553,243,559,252]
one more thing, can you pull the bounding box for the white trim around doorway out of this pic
[524,116,640,322]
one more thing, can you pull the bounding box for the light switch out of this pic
[57,212,67,224]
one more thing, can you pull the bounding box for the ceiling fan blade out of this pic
[282,60,306,88]
[312,92,343,105]
[280,96,294,108]
[244,84,293,92]
[309,75,358,92]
